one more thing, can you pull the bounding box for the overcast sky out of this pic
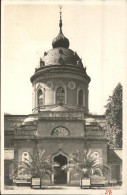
[3,1,127,115]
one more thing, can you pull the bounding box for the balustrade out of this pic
[85,130,106,138]
[14,129,37,139]
[38,111,84,120]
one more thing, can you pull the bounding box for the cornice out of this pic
[32,73,90,85]
[13,136,108,141]
[30,65,91,83]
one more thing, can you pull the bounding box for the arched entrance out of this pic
[54,154,67,184]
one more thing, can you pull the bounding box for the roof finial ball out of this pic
[52,6,70,49]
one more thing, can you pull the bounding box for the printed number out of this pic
[105,189,112,195]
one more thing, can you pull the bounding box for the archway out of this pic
[54,154,67,184]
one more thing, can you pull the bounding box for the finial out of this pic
[59,5,62,33]
[52,5,70,48]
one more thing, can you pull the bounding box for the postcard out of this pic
[1,0,127,195]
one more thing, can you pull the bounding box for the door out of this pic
[54,154,67,184]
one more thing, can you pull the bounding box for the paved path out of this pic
[4,184,121,195]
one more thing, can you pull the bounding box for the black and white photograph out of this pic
[1,0,127,194]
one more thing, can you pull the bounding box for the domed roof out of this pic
[35,8,86,72]
[52,7,69,49]
[22,116,38,125]
[41,47,83,67]
[52,32,70,49]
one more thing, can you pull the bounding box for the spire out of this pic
[52,6,70,49]
[59,5,62,33]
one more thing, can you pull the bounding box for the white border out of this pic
[1,0,127,194]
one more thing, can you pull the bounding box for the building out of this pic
[4,8,122,186]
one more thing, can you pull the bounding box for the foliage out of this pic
[11,148,59,179]
[105,83,122,148]
[62,149,110,178]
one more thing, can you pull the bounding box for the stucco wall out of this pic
[32,77,88,110]
[86,141,107,164]
[37,120,85,136]
[4,115,28,148]
[38,139,85,157]
[4,115,28,131]
[14,138,107,184]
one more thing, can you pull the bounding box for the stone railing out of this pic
[14,129,37,139]
[85,130,107,138]
[32,105,87,114]
[32,106,45,113]
[13,177,31,184]
[38,111,84,120]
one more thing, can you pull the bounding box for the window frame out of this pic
[22,151,29,162]
[51,126,70,136]
[37,88,43,107]
[56,87,65,105]
[78,89,83,106]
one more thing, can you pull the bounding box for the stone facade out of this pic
[31,65,90,113]
[5,114,109,185]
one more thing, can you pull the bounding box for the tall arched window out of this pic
[78,89,83,106]
[56,87,65,104]
[22,152,29,162]
[38,89,43,106]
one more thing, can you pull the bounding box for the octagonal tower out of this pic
[30,9,91,114]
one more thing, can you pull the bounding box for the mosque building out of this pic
[4,8,122,186]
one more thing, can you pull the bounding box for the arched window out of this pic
[78,89,83,106]
[38,89,43,106]
[51,127,69,136]
[56,87,65,104]
[22,152,29,162]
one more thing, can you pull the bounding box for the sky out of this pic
[3,1,127,115]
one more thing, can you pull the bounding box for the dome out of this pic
[52,7,69,49]
[52,32,70,49]
[22,116,38,125]
[41,48,83,67]
[37,9,84,69]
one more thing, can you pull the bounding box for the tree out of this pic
[62,149,110,179]
[11,148,59,180]
[105,83,122,148]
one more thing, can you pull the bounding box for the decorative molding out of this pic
[86,130,106,137]
[51,126,70,136]
[35,83,45,91]
[52,149,69,160]
[51,150,70,184]
[68,81,76,89]
[46,81,54,89]
[38,111,84,119]
[32,104,88,113]
[32,73,89,85]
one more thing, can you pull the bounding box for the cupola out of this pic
[52,6,70,49]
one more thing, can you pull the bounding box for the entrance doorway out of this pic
[54,154,67,184]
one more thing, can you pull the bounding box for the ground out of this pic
[4,185,122,190]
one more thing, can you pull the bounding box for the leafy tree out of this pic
[62,149,110,179]
[11,148,59,179]
[105,83,122,148]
